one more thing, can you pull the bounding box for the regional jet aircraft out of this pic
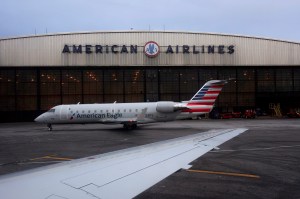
[35,80,227,130]
[0,128,247,199]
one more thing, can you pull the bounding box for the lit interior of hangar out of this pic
[0,31,300,122]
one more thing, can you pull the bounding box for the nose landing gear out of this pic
[47,124,52,131]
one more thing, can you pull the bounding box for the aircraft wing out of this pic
[0,128,247,199]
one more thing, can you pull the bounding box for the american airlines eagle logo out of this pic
[70,113,76,120]
[144,41,160,58]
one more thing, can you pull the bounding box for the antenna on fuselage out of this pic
[77,102,80,104]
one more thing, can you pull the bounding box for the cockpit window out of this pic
[48,109,55,113]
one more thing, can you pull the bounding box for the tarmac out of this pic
[0,118,299,199]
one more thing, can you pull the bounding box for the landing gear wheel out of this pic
[123,123,137,130]
[132,124,137,129]
[123,123,130,130]
[47,124,52,131]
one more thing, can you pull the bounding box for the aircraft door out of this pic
[59,105,70,120]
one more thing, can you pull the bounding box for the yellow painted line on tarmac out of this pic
[30,155,73,161]
[43,156,73,161]
[29,157,46,161]
[186,169,260,179]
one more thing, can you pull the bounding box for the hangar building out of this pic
[1,31,300,122]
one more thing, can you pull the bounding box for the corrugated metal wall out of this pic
[1,31,300,67]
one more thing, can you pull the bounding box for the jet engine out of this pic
[156,102,188,113]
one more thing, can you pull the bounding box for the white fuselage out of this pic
[35,102,197,125]
[35,80,228,128]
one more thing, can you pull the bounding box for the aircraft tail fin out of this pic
[182,80,227,113]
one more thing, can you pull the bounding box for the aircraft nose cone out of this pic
[34,115,43,122]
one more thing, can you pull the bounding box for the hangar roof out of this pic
[1,30,300,44]
[1,31,300,67]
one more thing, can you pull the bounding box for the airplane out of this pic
[34,80,227,130]
[0,128,248,199]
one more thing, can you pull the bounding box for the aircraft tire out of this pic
[123,123,137,130]
[47,124,52,131]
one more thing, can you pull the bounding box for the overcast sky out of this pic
[1,0,299,42]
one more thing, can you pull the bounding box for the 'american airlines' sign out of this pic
[62,41,235,58]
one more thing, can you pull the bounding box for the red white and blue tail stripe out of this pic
[182,80,227,113]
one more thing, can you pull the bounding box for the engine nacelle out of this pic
[156,101,177,113]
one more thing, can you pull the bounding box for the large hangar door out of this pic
[145,70,159,102]
[256,94,298,115]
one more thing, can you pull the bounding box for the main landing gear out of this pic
[47,124,52,131]
[123,123,137,130]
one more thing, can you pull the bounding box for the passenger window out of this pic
[135,109,138,112]
[124,109,126,112]
[129,109,131,112]
[100,110,103,113]
[88,110,90,113]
